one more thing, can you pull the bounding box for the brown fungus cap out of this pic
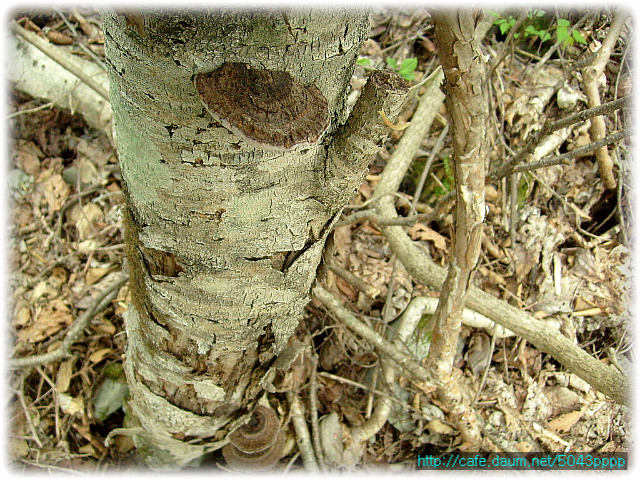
[228,405,280,453]
[222,430,284,471]
[222,405,284,471]
[195,62,329,150]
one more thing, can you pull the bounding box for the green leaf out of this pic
[556,25,569,44]
[357,57,371,66]
[386,57,398,70]
[539,31,551,42]
[572,29,587,44]
[488,10,501,18]
[398,57,418,75]
[557,18,570,27]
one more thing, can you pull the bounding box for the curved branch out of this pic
[581,11,630,189]
[10,274,129,369]
[378,223,629,405]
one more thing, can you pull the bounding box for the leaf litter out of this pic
[7,7,631,471]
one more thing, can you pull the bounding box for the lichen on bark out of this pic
[104,9,407,469]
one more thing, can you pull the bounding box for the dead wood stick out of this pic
[10,274,128,369]
[508,128,631,175]
[10,20,110,101]
[379,223,629,405]
[287,392,319,472]
[489,96,630,179]
[308,353,324,469]
[365,17,629,407]
[581,11,630,190]
[313,285,437,389]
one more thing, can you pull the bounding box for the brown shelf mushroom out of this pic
[194,62,329,151]
[221,405,284,471]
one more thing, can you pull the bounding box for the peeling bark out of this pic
[103,10,406,469]
[426,9,489,448]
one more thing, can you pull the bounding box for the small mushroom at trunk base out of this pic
[221,405,284,471]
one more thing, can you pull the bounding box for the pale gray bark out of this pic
[103,10,406,469]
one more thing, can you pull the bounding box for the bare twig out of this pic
[365,12,628,408]
[287,392,320,472]
[377,221,629,404]
[347,296,441,445]
[318,371,401,402]
[10,20,110,101]
[324,259,381,299]
[10,384,44,448]
[581,11,630,189]
[471,332,497,405]
[334,207,447,229]
[489,96,630,179]
[508,128,631,176]
[412,125,449,206]
[313,285,437,390]
[10,274,128,369]
[54,8,107,70]
[6,101,55,119]
[308,353,324,470]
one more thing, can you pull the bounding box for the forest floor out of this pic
[6,8,632,473]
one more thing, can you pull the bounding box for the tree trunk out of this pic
[103,10,407,469]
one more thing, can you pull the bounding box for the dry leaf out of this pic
[548,407,586,433]
[10,438,30,457]
[77,239,100,253]
[94,320,117,336]
[17,299,73,344]
[13,305,31,328]
[89,348,114,364]
[15,140,43,175]
[76,203,104,240]
[78,443,97,457]
[56,358,75,393]
[40,173,70,213]
[58,393,84,416]
[85,267,113,285]
[408,223,448,251]
[426,419,454,435]
[336,276,357,302]
[30,279,57,302]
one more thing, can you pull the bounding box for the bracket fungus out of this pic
[221,405,284,471]
[194,62,329,151]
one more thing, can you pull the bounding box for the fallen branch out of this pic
[313,285,437,390]
[581,11,630,190]
[364,23,629,406]
[8,21,113,138]
[490,96,631,179]
[10,274,128,369]
[287,392,320,472]
[350,295,437,446]
[308,353,324,470]
[506,128,631,176]
[10,21,109,100]
[378,225,629,405]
